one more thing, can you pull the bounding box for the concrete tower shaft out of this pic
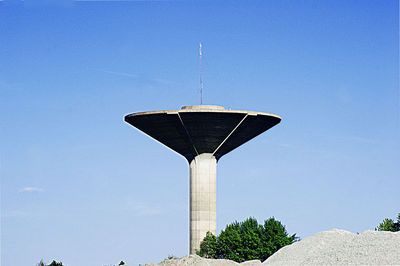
[190,153,217,253]
[125,105,281,254]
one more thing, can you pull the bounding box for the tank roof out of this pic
[125,106,281,162]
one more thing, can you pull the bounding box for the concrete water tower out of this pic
[125,105,281,254]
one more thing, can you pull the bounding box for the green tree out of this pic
[197,217,298,262]
[218,221,243,261]
[258,218,297,261]
[375,213,400,232]
[197,231,219,259]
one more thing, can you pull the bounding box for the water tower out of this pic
[125,105,281,254]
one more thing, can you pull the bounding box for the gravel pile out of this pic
[145,255,261,266]
[264,229,400,265]
[145,229,400,266]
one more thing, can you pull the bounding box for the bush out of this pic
[375,213,400,232]
[197,217,298,262]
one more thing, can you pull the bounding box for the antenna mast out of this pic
[199,42,203,105]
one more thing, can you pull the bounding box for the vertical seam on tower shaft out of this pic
[212,114,249,156]
[177,113,199,156]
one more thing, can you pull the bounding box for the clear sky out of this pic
[1,0,399,265]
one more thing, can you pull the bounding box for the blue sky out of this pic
[1,0,399,265]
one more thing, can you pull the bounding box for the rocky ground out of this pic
[144,229,400,265]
